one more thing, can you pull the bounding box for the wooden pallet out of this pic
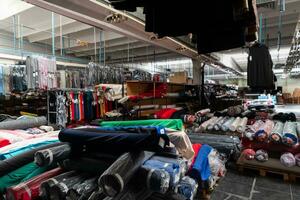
[237,155,300,182]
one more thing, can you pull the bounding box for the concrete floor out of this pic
[211,169,300,200]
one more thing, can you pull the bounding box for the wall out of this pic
[277,77,300,93]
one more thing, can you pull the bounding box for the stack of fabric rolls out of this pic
[0,119,225,200]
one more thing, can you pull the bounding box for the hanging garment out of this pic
[56,92,68,128]
[5,167,63,200]
[188,144,213,181]
[247,43,274,90]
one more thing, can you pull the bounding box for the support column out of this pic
[192,59,205,107]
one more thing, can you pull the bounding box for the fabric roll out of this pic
[250,120,265,133]
[188,144,212,181]
[280,152,296,167]
[175,176,198,200]
[137,166,170,194]
[99,119,183,131]
[143,159,180,188]
[221,117,235,132]
[6,167,63,200]
[255,120,274,142]
[66,177,98,200]
[237,117,248,134]
[0,162,50,193]
[214,117,228,131]
[39,171,77,200]
[199,117,218,131]
[242,149,255,160]
[282,122,298,146]
[207,117,223,131]
[98,151,154,197]
[59,129,168,153]
[0,142,63,177]
[195,109,210,117]
[0,116,47,130]
[270,121,284,143]
[229,117,241,132]
[34,143,71,167]
[151,156,187,177]
[244,126,255,140]
[255,149,268,162]
[190,144,202,168]
[295,153,300,167]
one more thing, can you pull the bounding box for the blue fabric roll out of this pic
[94,126,166,135]
[188,144,212,181]
[59,128,169,153]
[176,176,198,200]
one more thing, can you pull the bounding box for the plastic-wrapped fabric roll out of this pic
[0,162,50,193]
[39,171,77,200]
[229,117,241,132]
[221,117,235,132]
[199,117,218,131]
[0,142,64,178]
[214,117,228,131]
[34,143,71,167]
[50,174,90,200]
[255,149,268,162]
[0,116,47,130]
[280,152,296,167]
[59,128,169,153]
[255,120,274,142]
[61,157,115,174]
[175,176,198,200]
[244,126,255,140]
[67,177,98,200]
[282,122,298,146]
[242,149,255,160]
[151,156,187,177]
[137,166,170,194]
[207,117,223,131]
[295,153,300,167]
[98,151,154,197]
[195,109,210,117]
[250,120,265,133]
[269,121,284,143]
[5,167,63,200]
[237,117,248,134]
[297,122,300,136]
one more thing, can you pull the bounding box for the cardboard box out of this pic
[169,71,188,84]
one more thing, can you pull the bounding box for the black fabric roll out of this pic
[50,173,90,200]
[79,126,162,135]
[61,157,115,174]
[67,177,98,200]
[0,142,64,177]
[34,143,72,167]
[59,128,169,153]
[40,171,77,200]
[98,151,154,197]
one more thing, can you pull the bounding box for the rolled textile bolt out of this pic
[137,166,170,194]
[255,149,269,162]
[295,153,300,167]
[34,143,72,167]
[237,117,248,134]
[207,117,223,131]
[269,121,284,143]
[297,122,300,138]
[244,126,255,140]
[242,149,255,160]
[195,109,210,117]
[282,122,298,146]
[98,151,154,197]
[241,110,251,117]
[280,152,296,167]
[214,117,228,131]
[229,117,241,132]
[221,117,235,132]
[0,116,47,130]
[256,120,274,142]
[199,117,218,131]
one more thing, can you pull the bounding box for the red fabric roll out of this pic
[0,138,10,148]
[6,167,64,200]
[242,149,256,160]
[155,108,178,119]
[190,144,202,169]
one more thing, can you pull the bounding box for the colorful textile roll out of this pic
[59,128,169,153]
[34,143,71,167]
[255,149,268,162]
[255,120,274,142]
[98,151,154,197]
[237,117,248,134]
[214,117,228,131]
[229,117,241,132]
[5,167,63,200]
[280,152,296,167]
[242,149,255,160]
[282,122,298,146]
[269,121,284,143]
[221,117,235,132]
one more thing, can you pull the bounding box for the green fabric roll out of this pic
[0,162,49,193]
[99,119,183,131]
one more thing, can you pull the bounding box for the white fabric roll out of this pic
[207,117,223,131]
[229,117,241,132]
[237,117,248,133]
[221,117,235,132]
[200,117,218,131]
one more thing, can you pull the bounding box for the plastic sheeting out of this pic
[270,121,284,143]
[98,151,154,197]
[34,143,71,167]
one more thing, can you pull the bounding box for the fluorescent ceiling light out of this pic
[0,0,33,20]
